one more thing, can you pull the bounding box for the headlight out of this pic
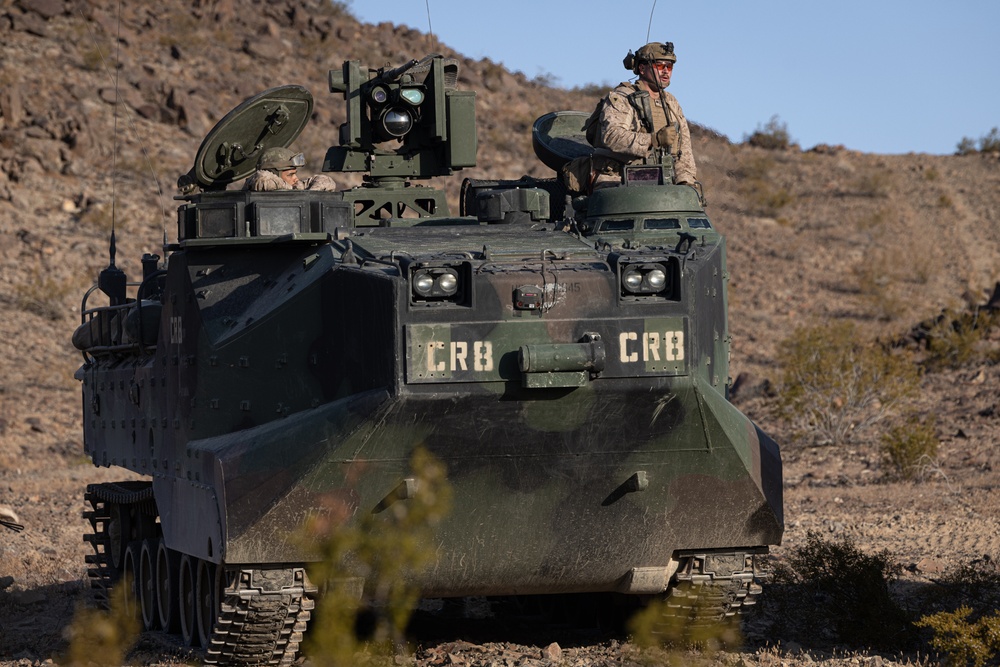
[621,262,670,295]
[623,269,644,290]
[412,267,461,300]
[646,268,666,290]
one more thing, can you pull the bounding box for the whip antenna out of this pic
[76,1,168,239]
[425,0,434,37]
[646,0,657,43]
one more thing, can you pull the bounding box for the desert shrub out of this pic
[303,447,452,666]
[934,556,1000,611]
[916,607,1000,667]
[745,115,792,150]
[779,532,910,649]
[81,46,104,71]
[913,307,1000,370]
[736,156,795,217]
[13,265,75,321]
[853,245,905,321]
[956,128,1000,155]
[855,170,893,197]
[777,321,922,445]
[880,415,939,480]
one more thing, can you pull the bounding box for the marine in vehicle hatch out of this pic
[586,41,697,187]
[244,146,337,191]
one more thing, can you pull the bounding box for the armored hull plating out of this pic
[75,55,781,664]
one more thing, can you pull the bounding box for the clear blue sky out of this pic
[347,0,998,155]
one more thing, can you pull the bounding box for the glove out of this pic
[652,124,679,150]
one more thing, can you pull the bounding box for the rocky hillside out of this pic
[1,0,1000,664]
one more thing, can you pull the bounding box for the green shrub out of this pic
[745,115,792,150]
[916,607,1000,667]
[781,532,910,649]
[880,415,939,480]
[777,321,921,445]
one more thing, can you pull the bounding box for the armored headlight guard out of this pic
[410,265,464,304]
[618,260,677,300]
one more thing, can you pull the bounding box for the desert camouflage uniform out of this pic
[244,170,337,192]
[595,82,697,186]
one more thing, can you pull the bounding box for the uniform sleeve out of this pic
[596,91,651,160]
[667,96,697,186]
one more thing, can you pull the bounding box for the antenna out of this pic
[111,0,121,236]
[95,0,128,307]
[77,4,169,241]
[425,0,434,37]
[646,0,657,43]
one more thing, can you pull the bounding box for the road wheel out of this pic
[155,541,181,633]
[179,554,198,646]
[195,558,218,649]
[138,538,159,631]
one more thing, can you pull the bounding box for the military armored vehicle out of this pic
[74,54,782,664]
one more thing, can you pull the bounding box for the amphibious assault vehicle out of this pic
[74,55,782,664]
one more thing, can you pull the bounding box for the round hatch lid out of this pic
[531,111,593,171]
[187,85,314,190]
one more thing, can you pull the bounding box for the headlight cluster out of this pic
[621,263,669,295]
[411,266,462,303]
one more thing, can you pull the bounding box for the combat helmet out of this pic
[624,41,676,72]
[257,146,305,172]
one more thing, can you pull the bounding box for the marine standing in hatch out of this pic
[590,41,697,186]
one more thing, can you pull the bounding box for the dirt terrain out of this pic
[1,1,999,665]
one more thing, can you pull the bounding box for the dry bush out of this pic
[13,264,76,321]
[921,308,1000,370]
[854,170,893,197]
[776,321,921,445]
[956,127,1000,155]
[771,532,911,650]
[744,115,792,150]
[736,155,795,217]
[853,244,906,321]
[879,415,939,480]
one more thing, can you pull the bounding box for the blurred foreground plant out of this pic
[61,583,139,666]
[302,447,452,666]
[916,607,1000,667]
